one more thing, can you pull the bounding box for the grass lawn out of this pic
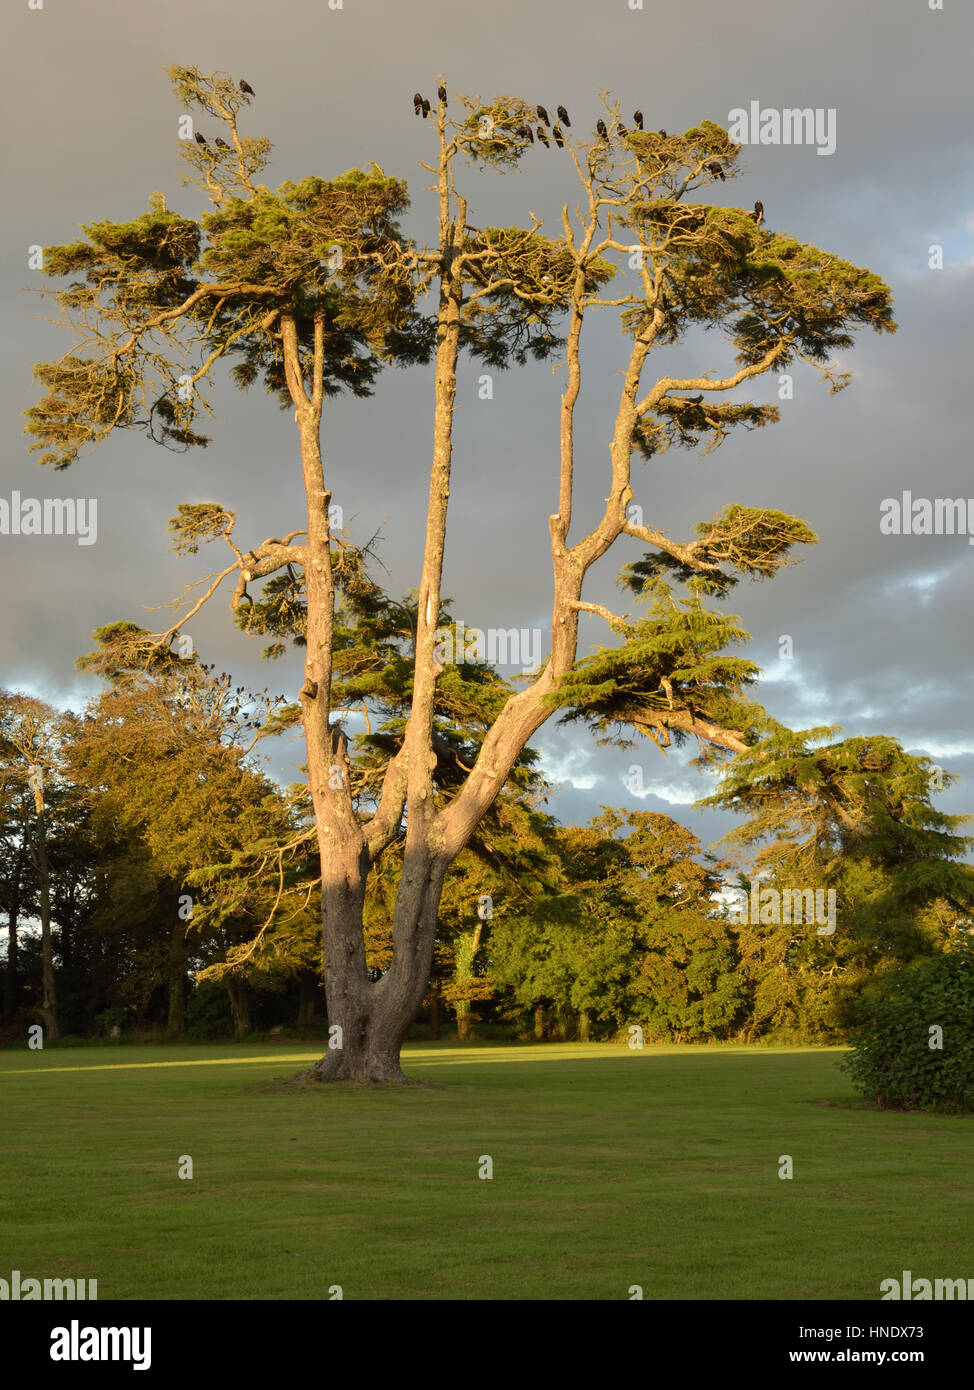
[1,1041,971,1300]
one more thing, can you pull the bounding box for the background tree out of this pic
[0,754,37,1029]
[700,725,974,1037]
[0,694,67,1038]
[68,626,298,1036]
[489,808,741,1042]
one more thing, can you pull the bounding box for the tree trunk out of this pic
[429,991,441,1040]
[296,972,320,1030]
[225,977,252,1038]
[298,862,447,1084]
[3,885,20,1024]
[456,1001,471,1041]
[35,806,58,1040]
[534,1004,545,1041]
[166,926,187,1037]
[286,168,466,1086]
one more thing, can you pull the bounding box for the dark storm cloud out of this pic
[3,0,972,851]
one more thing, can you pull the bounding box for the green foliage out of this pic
[459,226,614,368]
[841,940,974,1112]
[702,729,974,1040]
[545,576,763,751]
[488,810,744,1042]
[25,66,431,469]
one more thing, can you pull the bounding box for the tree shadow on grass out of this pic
[244,1075,451,1095]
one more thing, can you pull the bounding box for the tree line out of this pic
[3,617,971,1047]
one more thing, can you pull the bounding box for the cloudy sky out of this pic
[2,0,972,862]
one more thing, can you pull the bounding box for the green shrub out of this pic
[841,941,974,1112]
[94,1006,132,1039]
[184,985,234,1040]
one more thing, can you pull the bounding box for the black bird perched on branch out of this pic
[422,98,431,118]
[524,124,534,143]
[658,128,667,138]
[438,83,447,103]
[751,199,764,225]
[552,125,565,148]
[239,78,255,96]
[536,125,549,147]
[617,123,628,136]
[215,137,229,149]
[194,131,207,145]
[596,119,608,140]
[708,160,726,181]
[633,110,643,129]
[556,104,571,127]
[413,92,423,115]
[536,104,550,125]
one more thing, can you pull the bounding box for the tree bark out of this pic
[33,804,58,1040]
[3,883,20,1024]
[296,972,320,1030]
[299,863,448,1083]
[166,924,187,1037]
[225,977,252,1038]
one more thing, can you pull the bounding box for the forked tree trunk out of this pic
[285,178,465,1083]
[298,858,448,1084]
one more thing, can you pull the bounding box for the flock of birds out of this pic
[191,78,766,230]
[192,77,255,149]
[412,85,765,225]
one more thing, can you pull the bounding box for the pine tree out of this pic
[25,71,895,1081]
